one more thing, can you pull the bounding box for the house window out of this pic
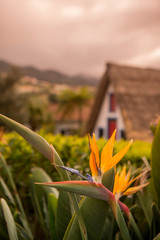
[120,130,126,139]
[108,118,117,138]
[98,128,104,138]
[109,93,116,112]
[61,129,65,135]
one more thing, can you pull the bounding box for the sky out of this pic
[0,0,160,78]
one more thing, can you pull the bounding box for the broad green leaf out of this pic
[0,198,18,240]
[29,168,58,239]
[16,223,33,240]
[0,114,53,162]
[0,154,33,239]
[111,200,131,240]
[0,114,87,240]
[128,213,143,240]
[101,210,114,240]
[56,191,72,239]
[102,167,115,191]
[47,193,58,240]
[0,177,16,206]
[39,181,134,240]
[153,233,160,240]
[30,178,46,234]
[64,197,109,240]
[137,186,152,228]
[31,167,58,197]
[151,121,160,206]
[37,181,111,202]
[151,203,160,239]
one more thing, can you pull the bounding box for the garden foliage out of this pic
[0,114,160,240]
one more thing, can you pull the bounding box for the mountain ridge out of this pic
[0,59,98,86]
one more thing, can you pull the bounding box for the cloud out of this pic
[0,0,160,77]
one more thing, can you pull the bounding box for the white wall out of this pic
[94,85,125,139]
[55,121,79,135]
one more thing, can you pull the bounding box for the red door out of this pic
[108,119,117,139]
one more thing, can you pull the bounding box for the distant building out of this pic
[85,63,160,141]
[49,100,93,135]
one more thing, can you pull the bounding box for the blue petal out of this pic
[86,174,94,182]
[56,165,93,182]
[58,165,80,175]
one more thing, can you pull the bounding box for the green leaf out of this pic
[102,167,115,191]
[56,191,72,239]
[31,167,58,197]
[153,233,160,240]
[137,186,152,228]
[0,114,53,162]
[47,193,58,240]
[0,198,18,240]
[100,210,114,240]
[37,181,111,202]
[111,200,131,240]
[151,203,160,239]
[0,154,33,239]
[64,197,109,240]
[39,181,132,240]
[128,212,143,240]
[16,223,33,240]
[0,114,87,239]
[0,177,16,206]
[151,121,160,206]
[30,168,58,239]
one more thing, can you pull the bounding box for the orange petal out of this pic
[92,134,100,168]
[101,130,116,173]
[88,134,98,177]
[125,168,131,185]
[117,166,127,193]
[108,139,133,169]
[89,153,98,177]
[123,182,149,195]
[126,173,142,189]
[113,172,119,194]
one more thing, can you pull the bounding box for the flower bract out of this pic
[113,165,149,199]
[89,130,132,182]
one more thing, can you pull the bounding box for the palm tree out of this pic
[58,87,91,129]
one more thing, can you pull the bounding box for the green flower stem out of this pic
[118,200,143,240]
[109,196,131,240]
[52,152,88,240]
[129,212,143,240]
[137,192,151,228]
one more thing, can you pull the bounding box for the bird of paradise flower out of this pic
[38,130,148,240]
[0,113,149,240]
[53,130,148,199]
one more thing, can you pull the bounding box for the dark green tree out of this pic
[0,66,26,123]
[58,87,92,129]
[28,96,55,132]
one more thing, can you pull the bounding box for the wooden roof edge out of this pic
[82,66,110,135]
[106,62,160,73]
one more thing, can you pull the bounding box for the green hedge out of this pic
[0,131,151,187]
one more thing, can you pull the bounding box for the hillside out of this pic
[0,60,98,86]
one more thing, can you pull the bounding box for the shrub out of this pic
[0,132,151,189]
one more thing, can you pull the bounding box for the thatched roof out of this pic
[85,63,160,140]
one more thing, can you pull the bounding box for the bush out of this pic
[0,132,151,186]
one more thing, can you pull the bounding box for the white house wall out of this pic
[94,85,125,139]
[55,122,79,135]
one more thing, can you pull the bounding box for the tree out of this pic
[0,66,25,123]
[58,87,92,129]
[28,96,55,132]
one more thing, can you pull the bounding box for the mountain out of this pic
[0,60,98,86]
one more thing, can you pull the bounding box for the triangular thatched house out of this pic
[85,63,160,141]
